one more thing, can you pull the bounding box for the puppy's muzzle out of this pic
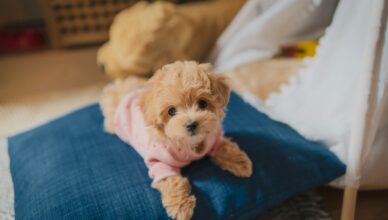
[185,121,198,135]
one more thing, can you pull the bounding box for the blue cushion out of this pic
[8,92,345,220]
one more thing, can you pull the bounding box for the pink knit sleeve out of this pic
[148,160,180,188]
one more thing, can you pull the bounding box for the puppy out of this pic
[100,61,252,220]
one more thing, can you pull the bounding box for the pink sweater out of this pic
[114,89,223,187]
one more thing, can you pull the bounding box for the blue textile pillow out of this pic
[8,92,345,220]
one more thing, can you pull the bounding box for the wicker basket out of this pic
[39,0,143,48]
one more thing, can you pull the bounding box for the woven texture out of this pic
[8,93,345,220]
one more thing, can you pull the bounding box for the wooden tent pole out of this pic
[340,1,387,220]
[341,187,358,220]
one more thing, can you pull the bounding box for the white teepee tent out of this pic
[209,0,388,219]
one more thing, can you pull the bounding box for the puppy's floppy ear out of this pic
[210,73,231,108]
[139,86,163,130]
[138,65,170,129]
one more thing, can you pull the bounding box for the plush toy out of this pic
[97,0,245,79]
[100,61,252,220]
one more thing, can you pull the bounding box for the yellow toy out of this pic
[281,41,318,58]
[97,0,245,79]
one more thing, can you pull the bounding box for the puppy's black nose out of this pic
[185,121,198,133]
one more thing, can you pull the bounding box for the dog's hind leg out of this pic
[100,76,146,133]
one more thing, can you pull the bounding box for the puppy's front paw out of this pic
[211,139,253,177]
[155,176,196,220]
[225,151,253,177]
[165,194,196,220]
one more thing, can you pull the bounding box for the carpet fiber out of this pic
[257,191,331,220]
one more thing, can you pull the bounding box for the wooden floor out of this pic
[0,47,107,102]
[319,187,388,220]
[0,47,109,137]
[1,47,388,220]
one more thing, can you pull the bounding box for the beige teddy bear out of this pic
[97,0,245,79]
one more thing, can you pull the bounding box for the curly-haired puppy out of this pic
[100,61,252,220]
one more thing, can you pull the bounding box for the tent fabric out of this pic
[211,0,388,189]
[208,0,338,72]
[359,6,388,189]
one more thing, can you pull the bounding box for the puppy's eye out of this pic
[168,107,176,116]
[198,100,207,109]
